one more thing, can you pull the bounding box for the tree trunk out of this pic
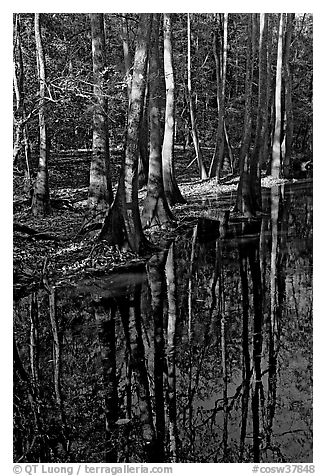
[13,15,33,194]
[272,13,284,178]
[261,14,273,170]
[141,14,175,230]
[234,14,256,216]
[99,14,154,253]
[88,14,113,213]
[138,83,150,189]
[187,13,208,180]
[282,13,295,178]
[32,13,51,216]
[250,13,268,212]
[209,13,228,179]
[121,16,132,103]
[121,16,149,188]
[13,17,28,167]
[162,13,186,205]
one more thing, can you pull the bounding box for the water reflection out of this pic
[13,183,313,463]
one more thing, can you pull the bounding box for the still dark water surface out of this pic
[14,182,312,463]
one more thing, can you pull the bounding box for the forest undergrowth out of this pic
[13,153,290,301]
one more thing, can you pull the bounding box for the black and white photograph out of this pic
[11,7,315,470]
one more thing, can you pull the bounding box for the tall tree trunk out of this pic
[261,14,273,170]
[121,16,132,103]
[209,13,228,179]
[138,81,150,189]
[250,13,268,212]
[141,14,175,230]
[272,13,284,178]
[282,13,295,178]
[121,16,149,189]
[88,14,113,213]
[13,13,32,190]
[162,13,186,205]
[187,13,208,180]
[32,13,50,216]
[234,14,256,216]
[99,14,154,253]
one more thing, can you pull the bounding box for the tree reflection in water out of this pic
[13,183,312,463]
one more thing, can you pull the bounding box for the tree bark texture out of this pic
[99,14,153,253]
[88,13,113,212]
[162,13,186,205]
[272,13,284,178]
[261,14,273,169]
[32,13,51,216]
[282,13,295,178]
[13,14,32,182]
[142,14,174,230]
[121,16,132,104]
[234,14,257,216]
[209,13,228,179]
[251,13,268,211]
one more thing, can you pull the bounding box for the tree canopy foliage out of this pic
[13,13,312,161]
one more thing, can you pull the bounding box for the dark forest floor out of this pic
[13,150,296,300]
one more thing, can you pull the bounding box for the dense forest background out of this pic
[13,12,312,165]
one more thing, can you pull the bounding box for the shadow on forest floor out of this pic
[13,150,311,301]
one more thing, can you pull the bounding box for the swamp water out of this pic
[14,182,312,463]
